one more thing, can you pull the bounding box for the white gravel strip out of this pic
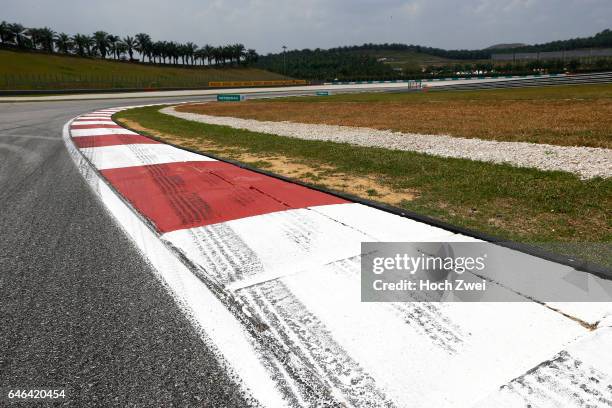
[162,106,612,179]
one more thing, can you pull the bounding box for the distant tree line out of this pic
[256,49,396,80]
[258,49,612,82]
[325,44,490,60]
[0,21,259,67]
[318,29,612,60]
[501,29,612,54]
[257,28,612,80]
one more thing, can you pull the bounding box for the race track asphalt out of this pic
[0,97,254,406]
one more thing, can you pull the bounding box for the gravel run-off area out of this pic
[162,106,612,180]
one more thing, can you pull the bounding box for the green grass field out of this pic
[0,49,289,90]
[115,105,612,268]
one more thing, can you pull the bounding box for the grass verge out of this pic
[115,105,611,267]
[0,49,288,90]
[177,84,612,148]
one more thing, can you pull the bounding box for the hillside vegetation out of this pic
[0,50,288,90]
[257,29,612,80]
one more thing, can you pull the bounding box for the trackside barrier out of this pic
[427,71,612,92]
[333,79,421,88]
[330,74,555,85]
[208,79,308,87]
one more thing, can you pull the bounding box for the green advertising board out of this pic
[316,91,331,96]
[217,94,244,102]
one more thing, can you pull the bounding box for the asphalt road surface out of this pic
[0,97,255,406]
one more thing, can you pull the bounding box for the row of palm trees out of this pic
[0,21,258,66]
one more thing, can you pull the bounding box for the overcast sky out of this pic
[2,0,611,54]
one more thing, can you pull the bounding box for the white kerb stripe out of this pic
[80,143,217,170]
[312,202,456,241]
[72,121,117,125]
[78,115,114,119]
[162,204,585,407]
[71,128,138,137]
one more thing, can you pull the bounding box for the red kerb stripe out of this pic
[72,134,160,148]
[101,161,347,233]
[71,124,122,129]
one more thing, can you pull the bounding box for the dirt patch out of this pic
[115,117,417,205]
[176,98,612,149]
[118,118,164,137]
[236,155,416,204]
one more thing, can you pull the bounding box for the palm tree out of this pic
[135,33,152,62]
[233,43,245,65]
[222,45,233,65]
[245,49,258,65]
[157,41,167,64]
[193,48,206,65]
[184,42,197,65]
[72,34,92,57]
[8,23,29,48]
[212,46,223,66]
[106,34,120,59]
[54,33,72,54]
[167,41,179,64]
[0,21,11,44]
[26,28,43,49]
[203,44,214,65]
[115,42,127,60]
[152,41,165,64]
[123,36,136,60]
[156,41,169,64]
[72,34,87,56]
[92,31,109,58]
[178,43,188,65]
[40,27,55,52]
[85,35,95,56]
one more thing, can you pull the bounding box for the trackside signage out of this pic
[361,242,612,302]
[217,94,245,102]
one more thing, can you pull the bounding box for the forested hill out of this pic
[256,29,612,80]
[291,29,612,61]
[500,29,612,54]
[260,30,612,60]
[256,50,396,81]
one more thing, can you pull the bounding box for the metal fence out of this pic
[426,71,612,92]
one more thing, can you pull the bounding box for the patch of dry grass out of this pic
[177,85,612,148]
